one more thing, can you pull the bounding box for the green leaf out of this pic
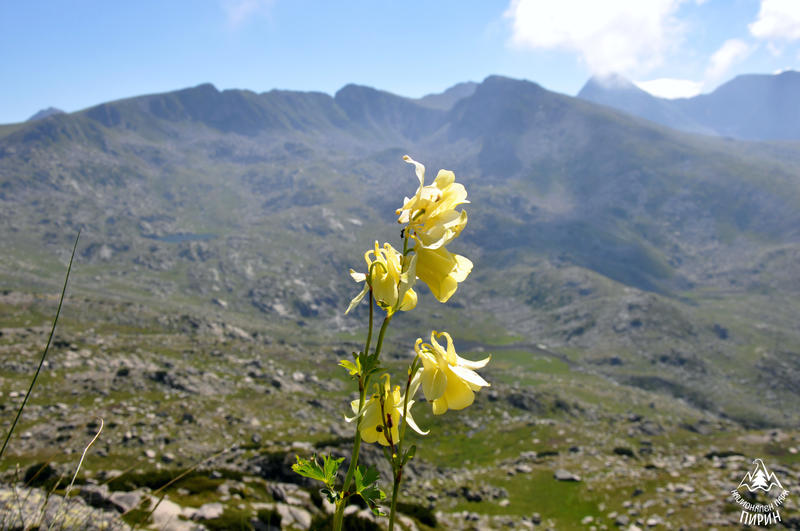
[353,465,385,516]
[322,454,345,485]
[292,454,343,488]
[320,487,339,504]
[354,465,380,491]
[291,455,326,483]
[359,352,383,381]
[338,359,360,377]
[361,485,386,516]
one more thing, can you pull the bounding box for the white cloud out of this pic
[635,78,703,99]
[705,39,752,81]
[221,0,274,27]
[504,0,685,75]
[749,0,800,42]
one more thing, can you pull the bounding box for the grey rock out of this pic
[0,486,128,530]
[275,502,311,529]
[268,483,287,502]
[109,490,144,513]
[554,469,581,482]
[193,502,224,520]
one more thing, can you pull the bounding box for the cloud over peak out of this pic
[706,39,752,81]
[505,0,685,75]
[749,0,800,42]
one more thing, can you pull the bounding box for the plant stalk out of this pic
[387,357,419,530]
[0,230,80,462]
[388,469,401,531]
[334,295,390,531]
[372,315,392,360]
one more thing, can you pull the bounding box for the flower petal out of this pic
[442,378,475,410]
[345,283,369,314]
[403,409,429,435]
[451,253,473,283]
[407,370,422,398]
[421,367,447,401]
[403,155,426,188]
[456,353,491,370]
[433,169,455,188]
[450,365,490,389]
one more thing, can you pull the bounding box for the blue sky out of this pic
[1,0,799,124]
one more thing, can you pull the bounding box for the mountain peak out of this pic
[416,81,477,110]
[578,70,800,140]
[480,75,542,89]
[27,107,65,121]
[334,83,386,99]
[578,74,643,99]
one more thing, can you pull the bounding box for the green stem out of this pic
[334,292,380,531]
[372,315,392,359]
[388,357,419,530]
[363,289,374,358]
[333,395,363,531]
[335,304,393,529]
[0,230,80,462]
[388,469,401,531]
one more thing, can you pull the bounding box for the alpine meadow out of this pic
[1,73,799,529]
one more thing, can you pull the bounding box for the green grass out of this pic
[490,349,570,375]
[449,469,599,523]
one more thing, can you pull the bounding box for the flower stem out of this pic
[388,469,402,531]
[387,357,419,531]
[373,314,392,359]
[334,374,366,531]
[333,409,363,530]
[364,289,374,358]
[334,295,388,531]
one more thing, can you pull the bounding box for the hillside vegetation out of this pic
[1,76,799,528]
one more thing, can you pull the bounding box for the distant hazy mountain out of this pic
[578,70,800,140]
[2,76,800,426]
[27,106,65,121]
[415,81,478,110]
[577,74,714,135]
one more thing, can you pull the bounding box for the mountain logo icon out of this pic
[737,458,784,493]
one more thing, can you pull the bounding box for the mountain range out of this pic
[578,70,800,140]
[1,73,799,429]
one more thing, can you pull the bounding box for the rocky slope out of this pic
[1,75,800,528]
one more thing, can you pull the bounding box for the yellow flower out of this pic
[397,156,469,250]
[346,241,417,315]
[414,245,472,303]
[415,331,490,415]
[347,374,427,446]
[395,156,472,301]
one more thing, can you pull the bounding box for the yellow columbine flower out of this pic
[415,331,490,415]
[397,156,469,250]
[414,245,472,303]
[346,241,417,315]
[346,374,427,446]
